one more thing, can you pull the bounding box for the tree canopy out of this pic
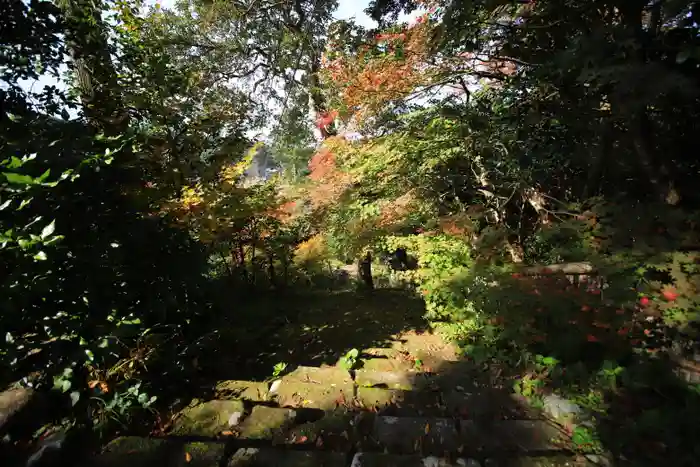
[3,0,700,464]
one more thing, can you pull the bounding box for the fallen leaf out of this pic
[220,430,234,436]
[185,452,192,463]
[298,436,308,443]
[424,423,430,434]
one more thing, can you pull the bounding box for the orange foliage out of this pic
[307,146,352,208]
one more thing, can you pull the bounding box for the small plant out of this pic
[338,348,359,370]
[413,357,423,371]
[271,361,288,379]
[571,425,603,453]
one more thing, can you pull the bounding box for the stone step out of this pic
[351,452,480,467]
[368,416,568,455]
[355,387,537,420]
[229,448,346,466]
[215,380,270,402]
[354,369,435,390]
[237,406,297,440]
[171,400,245,436]
[359,357,419,373]
[352,454,592,467]
[282,366,354,385]
[90,437,227,467]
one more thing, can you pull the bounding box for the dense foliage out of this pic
[3,0,700,464]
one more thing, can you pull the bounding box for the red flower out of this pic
[581,305,591,312]
[639,296,650,307]
[587,334,599,342]
[644,329,652,337]
[662,288,679,301]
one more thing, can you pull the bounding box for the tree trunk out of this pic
[357,251,374,289]
[58,0,128,134]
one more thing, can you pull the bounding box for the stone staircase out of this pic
[90,347,595,467]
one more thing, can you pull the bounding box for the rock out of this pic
[372,416,460,454]
[228,448,346,466]
[237,406,296,440]
[171,400,246,436]
[0,386,34,432]
[350,453,480,467]
[541,395,581,423]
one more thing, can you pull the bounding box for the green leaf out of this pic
[0,199,11,210]
[676,50,691,64]
[34,251,47,261]
[41,220,55,239]
[61,379,72,392]
[70,391,81,406]
[37,169,51,183]
[3,172,35,185]
[18,197,32,210]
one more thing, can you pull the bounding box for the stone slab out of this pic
[372,416,460,454]
[282,366,353,385]
[228,448,346,466]
[176,442,227,467]
[360,357,417,373]
[171,400,245,436]
[351,452,481,467]
[215,380,270,402]
[484,456,586,467]
[355,370,435,390]
[356,387,445,416]
[461,420,565,452]
[92,436,175,467]
[237,406,296,440]
[273,410,354,451]
[443,391,534,420]
[272,380,353,410]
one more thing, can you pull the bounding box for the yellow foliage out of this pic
[294,235,329,266]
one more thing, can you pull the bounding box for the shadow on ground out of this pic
[195,287,430,381]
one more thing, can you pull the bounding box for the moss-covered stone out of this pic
[176,442,226,467]
[171,400,245,436]
[237,406,296,440]
[359,358,415,373]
